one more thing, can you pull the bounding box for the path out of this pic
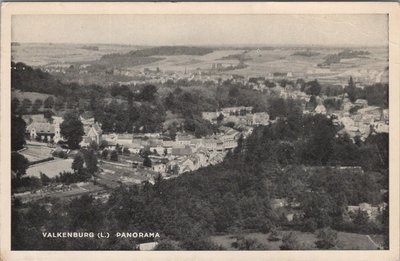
[366,235,381,249]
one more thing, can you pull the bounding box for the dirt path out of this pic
[366,235,381,249]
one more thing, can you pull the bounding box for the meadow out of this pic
[210,230,384,250]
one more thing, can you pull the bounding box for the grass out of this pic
[26,158,73,178]
[20,144,53,163]
[210,230,384,250]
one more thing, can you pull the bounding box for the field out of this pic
[20,144,53,163]
[210,230,384,250]
[26,158,74,178]
[12,43,138,66]
[12,90,54,102]
[12,43,388,87]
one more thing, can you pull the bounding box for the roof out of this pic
[27,122,55,134]
[357,106,381,114]
[117,133,133,140]
[22,114,47,124]
[130,154,144,162]
[172,146,192,156]
[355,99,368,104]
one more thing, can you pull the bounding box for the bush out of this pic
[53,150,68,159]
[123,147,131,156]
[233,236,270,250]
[268,228,281,242]
[110,150,118,162]
[101,149,109,160]
[154,240,182,250]
[280,232,304,250]
[315,227,338,249]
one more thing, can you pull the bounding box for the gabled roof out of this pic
[27,122,55,134]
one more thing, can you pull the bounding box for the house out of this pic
[221,106,253,117]
[171,145,192,156]
[116,133,133,146]
[137,242,159,251]
[175,134,194,146]
[26,122,61,143]
[81,122,103,146]
[357,106,382,121]
[124,142,143,154]
[202,112,219,122]
[22,114,47,125]
[314,104,327,115]
[127,154,144,168]
[354,99,368,108]
[271,198,289,209]
[347,202,381,221]
[150,145,166,156]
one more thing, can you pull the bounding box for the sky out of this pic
[12,14,388,46]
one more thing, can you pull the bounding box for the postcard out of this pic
[1,2,399,261]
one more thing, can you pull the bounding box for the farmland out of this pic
[11,43,388,87]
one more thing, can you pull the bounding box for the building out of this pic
[354,99,368,108]
[81,122,103,146]
[252,112,270,125]
[116,133,133,146]
[26,122,61,143]
[347,202,382,221]
[314,104,327,115]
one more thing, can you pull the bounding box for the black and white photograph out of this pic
[1,2,399,259]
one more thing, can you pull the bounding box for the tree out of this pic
[12,98,20,113]
[72,153,85,173]
[21,99,32,113]
[60,112,84,149]
[43,110,55,121]
[305,80,321,96]
[315,227,338,249]
[54,97,65,110]
[44,96,55,109]
[32,99,43,113]
[352,210,370,226]
[346,76,357,103]
[216,113,224,124]
[11,152,29,179]
[101,149,109,160]
[168,124,177,140]
[143,155,152,168]
[89,141,99,151]
[99,140,108,150]
[11,115,26,151]
[123,147,131,156]
[140,85,157,102]
[110,150,118,162]
[84,149,98,174]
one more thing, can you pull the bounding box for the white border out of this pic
[1,2,399,261]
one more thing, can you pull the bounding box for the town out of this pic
[11,44,389,251]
